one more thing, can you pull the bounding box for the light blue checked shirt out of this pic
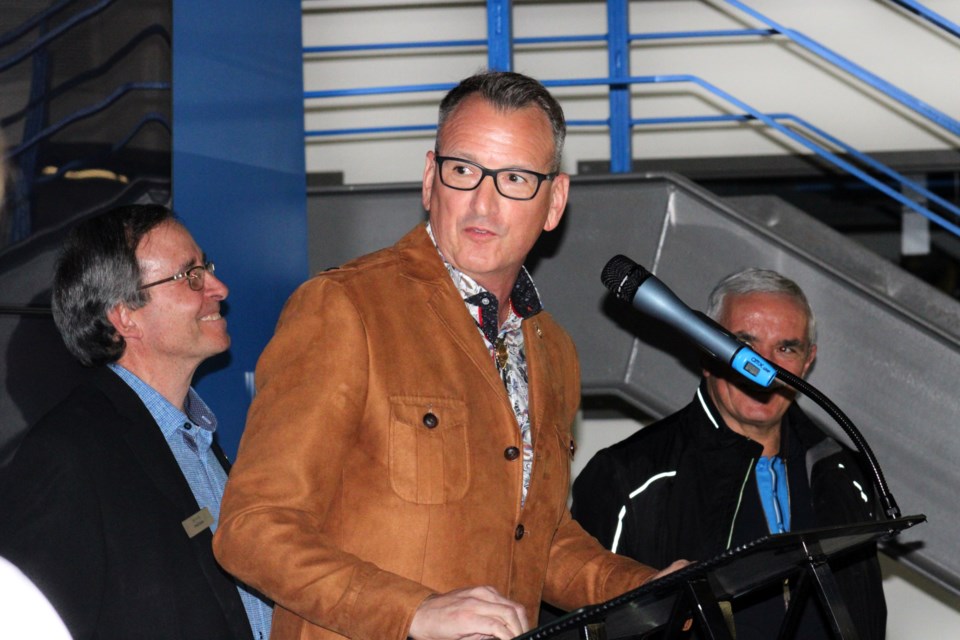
[108,364,272,640]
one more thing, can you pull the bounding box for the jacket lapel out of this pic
[400,225,510,400]
[90,368,256,640]
[92,368,201,513]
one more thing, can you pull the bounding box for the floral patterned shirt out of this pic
[426,224,543,505]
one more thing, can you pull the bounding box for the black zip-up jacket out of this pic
[571,381,886,639]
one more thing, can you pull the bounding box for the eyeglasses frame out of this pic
[139,261,215,292]
[434,155,558,201]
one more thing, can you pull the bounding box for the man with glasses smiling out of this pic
[0,204,272,639]
[215,71,685,640]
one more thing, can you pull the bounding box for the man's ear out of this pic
[543,172,569,232]
[422,150,436,212]
[106,303,141,340]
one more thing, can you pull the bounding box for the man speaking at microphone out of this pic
[214,70,685,640]
[572,268,886,639]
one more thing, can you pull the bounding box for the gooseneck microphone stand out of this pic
[770,366,901,520]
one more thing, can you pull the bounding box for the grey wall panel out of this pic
[0,220,88,465]
[309,173,959,593]
[308,184,427,276]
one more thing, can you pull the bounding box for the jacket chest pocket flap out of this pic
[389,396,470,504]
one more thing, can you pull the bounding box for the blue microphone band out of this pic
[730,346,777,388]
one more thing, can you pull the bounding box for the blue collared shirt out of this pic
[108,364,272,639]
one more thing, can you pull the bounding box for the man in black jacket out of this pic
[572,268,885,639]
[0,205,272,639]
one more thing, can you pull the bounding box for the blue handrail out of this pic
[720,0,960,137]
[304,28,774,55]
[1,23,171,129]
[303,1,959,237]
[888,0,960,39]
[5,81,171,159]
[33,112,171,184]
[0,0,171,246]
[0,0,118,74]
[0,0,76,49]
[304,73,960,237]
[559,74,960,236]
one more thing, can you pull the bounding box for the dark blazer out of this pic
[0,367,254,640]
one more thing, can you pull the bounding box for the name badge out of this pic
[182,507,215,538]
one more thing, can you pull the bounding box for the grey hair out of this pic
[52,204,175,366]
[436,70,566,172]
[706,268,817,346]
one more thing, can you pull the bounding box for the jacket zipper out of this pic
[726,459,755,550]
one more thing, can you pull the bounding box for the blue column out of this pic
[487,0,513,71]
[172,1,308,457]
[607,0,632,172]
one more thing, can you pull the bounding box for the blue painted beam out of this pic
[487,0,513,71]
[173,0,308,458]
[607,0,631,173]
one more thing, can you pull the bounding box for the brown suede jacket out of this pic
[214,224,657,640]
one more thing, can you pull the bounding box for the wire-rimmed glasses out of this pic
[139,262,215,291]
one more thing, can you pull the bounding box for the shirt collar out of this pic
[425,222,543,320]
[107,363,218,439]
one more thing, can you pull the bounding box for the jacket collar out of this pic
[90,367,206,513]
[693,378,827,459]
[395,223,450,287]
[393,224,556,422]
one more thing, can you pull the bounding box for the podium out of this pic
[518,516,924,640]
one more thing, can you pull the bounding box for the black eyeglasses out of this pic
[139,262,215,292]
[435,155,557,201]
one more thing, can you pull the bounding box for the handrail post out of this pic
[607,0,631,173]
[487,0,513,71]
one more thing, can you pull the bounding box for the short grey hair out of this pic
[706,268,817,346]
[436,70,566,172]
[53,204,175,366]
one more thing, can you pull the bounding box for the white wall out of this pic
[303,0,960,184]
[302,0,960,634]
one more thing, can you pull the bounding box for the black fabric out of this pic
[571,380,886,639]
[0,367,255,640]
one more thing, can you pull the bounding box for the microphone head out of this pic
[601,255,652,301]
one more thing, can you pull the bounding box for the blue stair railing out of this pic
[719,0,960,137]
[887,0,960,39]
[304,0,958,238]
[0,0,172,245]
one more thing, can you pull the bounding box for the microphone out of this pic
[601,255,777,388]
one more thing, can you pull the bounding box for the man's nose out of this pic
[471,174,501,213]
[205,271,229,299]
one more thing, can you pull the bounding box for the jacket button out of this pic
[422,412,438,429]
[504,446,520,461]
[515,524,525,540]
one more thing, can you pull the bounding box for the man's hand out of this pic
[646,559,692,583]
[408,585,530,640]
